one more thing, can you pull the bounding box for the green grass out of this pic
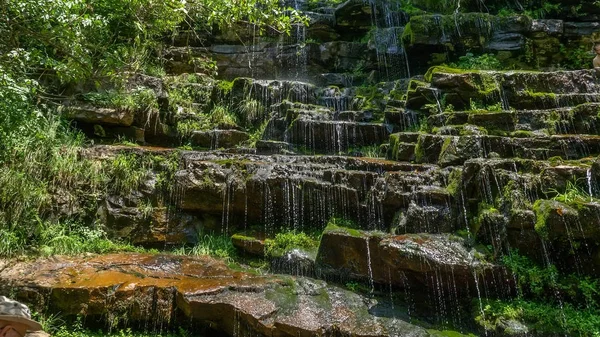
[37,221,141,256]
[477,299,600,336]
[54,328,192,337]
[172,232,237,262]
[486,251,600,335]
[547,179,593,204]
[210,105,238,128]
[264,230,319,258]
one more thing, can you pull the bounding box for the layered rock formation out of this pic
[6,0,600,336]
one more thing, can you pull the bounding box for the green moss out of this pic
[401,22,413,45]
[424,66,474,82]
[324,223,364,238]
[264,278,299,314]
[524,90,556,99]
[428,330,477,337]
[445,168,463,196]
[472,203,500,235]
[217,79,234,94]
[414,135,426,163]
[532,199,552,238]
[231,233,257,242]
[510,130,534,138]
[264,230,318,258]
[438,136,455,163]
[388,133,400,160]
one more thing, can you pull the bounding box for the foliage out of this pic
[210,105,238,127]
[469,99,503,112]
[328,217,359,229]
[81,88,158,112]
[349,145,384,158]
[109,154,150,195]
[166,74,213,115]
[0,74,106,230]
[449,53,503,71]
[477,299,600,336]
[37,221,139,256]
[481,251,600,335]
[502,251,600,309]
[237,99,266,127]
[54,328,192,337]
[547,178,593,204]
[51,316,193,337]
[1,0,304,85]
[187,0,308,35]
[173,232,237,261]
[0,70,180,256]
[2,0,185,83]
[560,44,595,70]
[522,2,562,19]
[246,120,269,148]
[264,230,318,257]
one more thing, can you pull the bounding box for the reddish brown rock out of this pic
[1,253,431,337]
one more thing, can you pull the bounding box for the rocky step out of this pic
[407,68,600,111]
[83,146,456,242]
[388,133,600,166]
[427,103,600,136]
[190,129,250,149]
[163,40,379,81]
[403,13,600,73]
[176,151,453,232]
[315,225,513,301]
[264,118,391,154]
[0,253,433,337]
[459,157,600,275]
[270,100,383,124]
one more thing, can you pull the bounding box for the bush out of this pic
[264,231,318,257]
[173,233,237,262]
[450,53,503,70]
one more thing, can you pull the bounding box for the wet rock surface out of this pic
[316,226,511,298]
[22,2,600,335]
[0,253,432,337]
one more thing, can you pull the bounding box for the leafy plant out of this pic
[264,230,318,257]
[450,53,503,70]
[210,105,238,128]
[109,154,150,195]
[237,99,266,127]
[547,178,592,204]
[483,251,600,335]
[246,120,269,148]
[349,145,383,158]
[37,221,139,256]
[560,44,595,70]
[173,232,236,262]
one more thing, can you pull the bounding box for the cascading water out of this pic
[365,0,410,80]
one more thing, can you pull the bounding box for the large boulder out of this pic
[64,105,135,126]
[315,226,511,298]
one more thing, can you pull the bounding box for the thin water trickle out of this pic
[365,236,375,293]
[587,168,593,200]
[472,269,488,337]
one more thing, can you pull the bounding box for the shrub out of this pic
[450,53,503,70]
[264,230,318,257]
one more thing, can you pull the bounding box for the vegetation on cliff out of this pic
[0,0,304,256]
[2,0,600,336]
